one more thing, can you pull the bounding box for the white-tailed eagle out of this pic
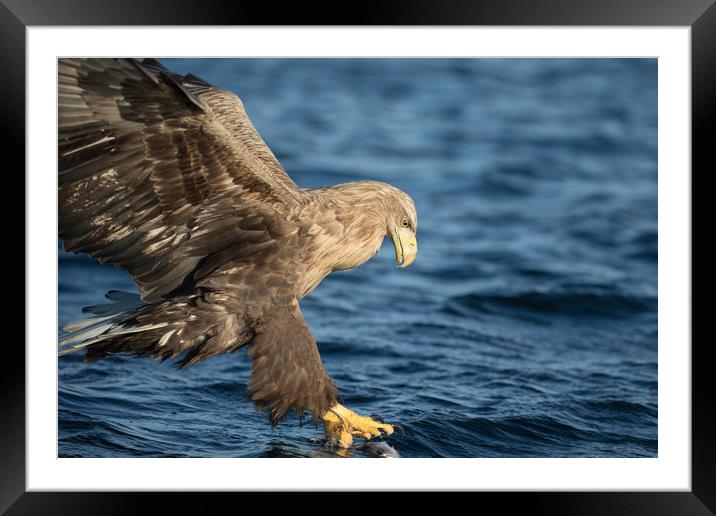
[58,58,418,448]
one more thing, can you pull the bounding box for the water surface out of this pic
[59,58,657,458]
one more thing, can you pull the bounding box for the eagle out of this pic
[57,58,418,448]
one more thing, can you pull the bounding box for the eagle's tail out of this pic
[59,289,253,368]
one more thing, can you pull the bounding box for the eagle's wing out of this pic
[59,58,304,302]
[247,303,338,425]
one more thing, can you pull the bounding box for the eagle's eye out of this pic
[400,219,410,228]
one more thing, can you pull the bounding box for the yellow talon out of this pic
[322,403,394,448]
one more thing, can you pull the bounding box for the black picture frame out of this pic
[4,0,710,512]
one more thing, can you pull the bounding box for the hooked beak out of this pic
[392,227,418,268]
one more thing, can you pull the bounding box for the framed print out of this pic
[5,0,711,512]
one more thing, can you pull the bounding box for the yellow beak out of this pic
[392,227,418,268]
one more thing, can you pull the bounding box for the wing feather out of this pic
[247,303,338,425]
[58,58,306,302]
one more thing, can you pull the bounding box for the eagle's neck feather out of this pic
[296,182,394,294]
[332,189,390,269]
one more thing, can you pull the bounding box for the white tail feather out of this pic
[59,321,116,348]
[59,290,147,352]
[59,321,170,356]
[63,314,115,334]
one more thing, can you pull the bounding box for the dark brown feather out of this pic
[74,291,256,368]
[247,304,338,425]
[58,58,306,303]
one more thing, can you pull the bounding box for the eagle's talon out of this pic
[322,403,396,448]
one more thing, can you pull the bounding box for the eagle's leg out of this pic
[321,403,394,448]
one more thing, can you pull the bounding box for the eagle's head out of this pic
[323,180,418,271]
[385,188,418,269]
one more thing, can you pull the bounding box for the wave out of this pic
[446,289,656,319]
[406,412,656,457]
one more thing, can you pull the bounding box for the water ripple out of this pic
[58,58,657,458]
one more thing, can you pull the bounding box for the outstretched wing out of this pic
[59,58,305,302]
[247,303,338,425]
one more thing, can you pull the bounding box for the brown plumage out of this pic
[58,58,418,427]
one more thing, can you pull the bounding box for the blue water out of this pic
[58,58,657,458]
